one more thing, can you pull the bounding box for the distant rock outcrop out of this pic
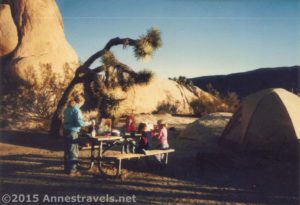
[0,0,79,86]
[191,66,300,98]
[110,78,218,115]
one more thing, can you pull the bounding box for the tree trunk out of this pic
[49,76,83,138]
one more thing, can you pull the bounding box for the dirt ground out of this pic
[0,118,299,205]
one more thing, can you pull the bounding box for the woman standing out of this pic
[63,95,94,176]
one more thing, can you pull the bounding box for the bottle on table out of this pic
[91,120,96,137]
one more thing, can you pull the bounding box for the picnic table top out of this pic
[124,132,142,137]
[88,136,122,142]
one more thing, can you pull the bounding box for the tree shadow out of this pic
[117,152,299,204]
[0,130,63,151]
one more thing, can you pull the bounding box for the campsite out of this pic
[0,0,299,204]
[0,112,298,204]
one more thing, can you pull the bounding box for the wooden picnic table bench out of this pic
[101,149,175,177]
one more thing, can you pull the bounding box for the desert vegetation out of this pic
[189,84,239,117]
[155,100,180,114]
[0,63,73,129]
[169,76,194,86]
[168,77,240,116]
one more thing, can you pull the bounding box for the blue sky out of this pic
[57,0,300,79]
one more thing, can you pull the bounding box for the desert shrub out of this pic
[190,84,240,116]
[222,92,239,112]
[189,98,223,117]
[169,76,193,86]
[206,83,240,112]
[0,63,73,120]
[206,83,220,98]
[155,100,179,114]
[168,78,240,116]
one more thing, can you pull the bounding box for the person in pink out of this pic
[154,120,170,164]
[155,120,169,149]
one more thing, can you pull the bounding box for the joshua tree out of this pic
[50,28,162,138]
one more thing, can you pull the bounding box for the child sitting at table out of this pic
[135,123,152,154]
[125,115,136,132]
[120,115,136,136]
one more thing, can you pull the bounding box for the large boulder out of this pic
[0,4,18,56]
[1,0,79,86]
[110,78,218,115]
[180,112,232,152]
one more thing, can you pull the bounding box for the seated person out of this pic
[135,123,153,154]
[120,115,136,137]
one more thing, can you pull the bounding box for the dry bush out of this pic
[206,83,221,98]
[222,92,239,112]
[155,100,179,114]
[0,63,73,121]
[189,85,240,116]
[190,98,222,117]
[206,83,240,111]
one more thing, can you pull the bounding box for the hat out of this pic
[157,120,167,126]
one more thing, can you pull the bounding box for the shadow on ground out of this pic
[0,130,63,151]
[0,130,299,204]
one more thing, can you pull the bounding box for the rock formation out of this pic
[110,78,218,115]
[180,112,232,152]
[0,0,79,86]
[0,4,18,56]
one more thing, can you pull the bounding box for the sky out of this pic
[56,0,300,79]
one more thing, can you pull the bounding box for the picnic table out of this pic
[81,133,175,177]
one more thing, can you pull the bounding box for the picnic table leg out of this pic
[121,142,125,154]
[97,141,103,171]
[165,153,169,164]
[99,141,103,158]
[89,140,95,169]
[117,159,122,176]
[126,140,131,153]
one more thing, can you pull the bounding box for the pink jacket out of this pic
[157,127,169,148]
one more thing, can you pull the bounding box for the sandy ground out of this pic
[0,114,299,204]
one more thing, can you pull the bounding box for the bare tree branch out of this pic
[83,38,138,68]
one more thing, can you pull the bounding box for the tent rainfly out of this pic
[220,88,300,158]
